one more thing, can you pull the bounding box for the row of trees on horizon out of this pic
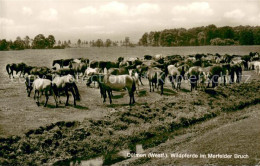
[1,24,260,51]
[138,25,260,46]
[0,34,134,51]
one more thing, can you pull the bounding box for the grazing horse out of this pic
[108,67,129,75]
[53,59,73,68]
[129,69,140,93]
[52,74,80,107]
[52,59,63,67]
[25,75,37,97]
[6,63,26,78]
[229,64,242,83]
[167,65,185,90]
[30,66,51,78]
[186,66,203,91]
[99,61,119,70]
[69,61,88,77]
[53,68,75,77]
[85,67,101,86]
[88,74,136,105]
[207,65,227,88]
[23,65,34,76]
[147,67,165,95]
[90,61,99,68]
[136,64,148,86]
[144,55,152,60]
[32,78,55,107]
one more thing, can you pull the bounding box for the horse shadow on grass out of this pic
[106,102,148,108]
[157,88,178,96]
[138,90,147,97]
[45,104,88,110]
[111,93,125,99]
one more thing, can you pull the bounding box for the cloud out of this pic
[76,2,160,17]
[99,1,128,16]
[39,8,58,21]
[224,9,245,20]
[76,6,97,15]
[22,7,33,16]
[172,2,213,16]
[0,18,14,26]
[131,3,160,16]
[71,25,103,31]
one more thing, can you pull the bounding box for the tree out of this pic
[24,36,30,49]
[105,39,112,47]
[239,29,254,45]
[95,39,103,47]
[58,40,61,46]
[253,29,260,45]
[124,37,130,47]
[197,32,206,46]
[46,35,55,48]
[68,40,71,45]
[139,33,148,46]
[0,39,9,50]
[77,39,81,47]
[13,38,25,50]
[32,34,46,49]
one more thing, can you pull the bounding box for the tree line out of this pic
[0,34,65,51]
[76,37,135,48]
[138,24,260,46]
[0,34,135,51]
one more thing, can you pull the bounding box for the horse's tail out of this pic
[72,82,81,101]
[6,64,10,75]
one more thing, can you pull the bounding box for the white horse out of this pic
[129,69,140,93]
[52,74,80,107]
[85,67,101,86]
[33,78,55,107]
[253,61,260,75]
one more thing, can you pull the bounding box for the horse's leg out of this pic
[52,89,58,108]
[11,69,14,78]
[103,89,107,103]
[34,89,37,100]
[28,87,32,97]
[149,81,151,92]
[108,90,112,104]
[71,88,76,106]
[58,91,61,104]
[132,91,135,104]
[129,91,132,105]
[161,84,163,95]
[44,90,49,107]
[37,90,40,106]
[139,76,144,86]
[65,88,69,106]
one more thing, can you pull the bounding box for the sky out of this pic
[0,0,260,42]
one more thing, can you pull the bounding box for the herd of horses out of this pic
[5,52,260,106]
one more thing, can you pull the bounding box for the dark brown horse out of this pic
[6,63,26,78]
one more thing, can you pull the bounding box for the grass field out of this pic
[0,47,260,165]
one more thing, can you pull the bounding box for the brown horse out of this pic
[6,63,26,78]
[88,74,136,105]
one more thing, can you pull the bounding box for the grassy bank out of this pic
[0,81,259,165]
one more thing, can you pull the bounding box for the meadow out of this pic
[0,46,259,165]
